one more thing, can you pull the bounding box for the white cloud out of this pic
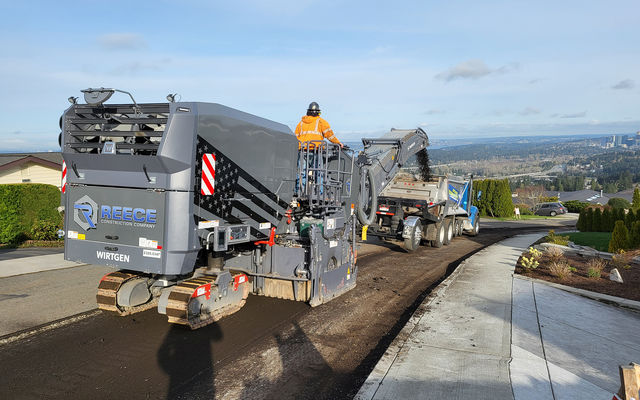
[519,107,541,116]
[558,111,586,119]
[611,79,635,90]
[424,109,445,115]
[435,59,518,82]
[97,33,147,50]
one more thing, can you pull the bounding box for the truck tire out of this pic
[455,220,462,237]
[357,167,377,226]
[404,221,422,252]
[443,219,453,245]
[469,218,479,236]
[431,222,445,248]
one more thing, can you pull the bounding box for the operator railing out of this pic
[296,141,354,214]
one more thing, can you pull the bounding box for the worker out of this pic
[294,102,342,148]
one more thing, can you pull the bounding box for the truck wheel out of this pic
[469,218,479,236]
[404,222,422,252]
[456,220,462,236]
[431,222,444,248]
[443,219,453,245]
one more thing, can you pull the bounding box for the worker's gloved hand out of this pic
[341,144,350,151]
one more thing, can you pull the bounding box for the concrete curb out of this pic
[514,274,640,312]
[354,249,478,400]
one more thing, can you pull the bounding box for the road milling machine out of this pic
[59,88,428,329]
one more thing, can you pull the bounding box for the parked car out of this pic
[533,202,568,217]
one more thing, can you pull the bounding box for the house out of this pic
[0,152,63,190]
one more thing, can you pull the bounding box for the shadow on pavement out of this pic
[157,322,223,398]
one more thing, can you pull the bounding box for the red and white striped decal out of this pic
[61,161,67,193]
[200,153,216,195]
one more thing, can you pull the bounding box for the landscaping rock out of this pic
[610,268,624,283]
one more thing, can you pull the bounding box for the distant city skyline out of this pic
[0,1,639,152]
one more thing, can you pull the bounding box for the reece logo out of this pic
[74,195,98,231]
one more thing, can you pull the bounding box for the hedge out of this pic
[0,184,62,244]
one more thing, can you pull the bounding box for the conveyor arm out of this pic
[356,128,429,225]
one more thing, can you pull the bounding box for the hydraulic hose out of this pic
[357,167,377,226]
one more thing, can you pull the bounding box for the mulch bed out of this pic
[515,252,640,302]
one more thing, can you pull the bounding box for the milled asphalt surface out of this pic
[5,214,617,399]
[356,232,640,400]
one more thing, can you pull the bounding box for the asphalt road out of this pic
[0,217,576,399]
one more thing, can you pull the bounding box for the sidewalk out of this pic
[0,250,83,278]
[356,233,640,400]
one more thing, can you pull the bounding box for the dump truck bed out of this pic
[379,172,448,203]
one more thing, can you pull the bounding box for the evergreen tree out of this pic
[592,208,603,232]
[585,208,594,231]
[625,208,635,230]
[609,220,630,253]
[602,208,613,232]
[633,187,640,210]
[615,207,626,224]
[494,179,514,217]
[576,209,586,231]
[629,220,640,249]
[485,180,496,217]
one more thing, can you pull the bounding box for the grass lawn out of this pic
[566,232,611,252]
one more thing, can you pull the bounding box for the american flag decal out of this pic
[200,153,216,195]
[61,161,67,193]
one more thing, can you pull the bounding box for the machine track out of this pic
[165,274,250,330]
[96,271,158,315]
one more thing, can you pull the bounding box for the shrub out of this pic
[608,197,631,210]
[625,209,635,230]
[521,247,541,269]
[545,230,569,246]
[593,208,603,232]
[601,208,612,232]
[611,250,631,270]
[30,220,62,241]
[576,209,586,231]
[630,221,640,249]
[585,208,594,231]
[608,221,629,253]
[521,255,539,269]
[0,184,62,244]
[549,260,572,280]
[633,187,640,210]
[563,200,590,213]
[527,247,542,260]
[585,258,606,279]
[587,267,601,278]
[545,246,564,262]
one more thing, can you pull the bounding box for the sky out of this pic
[0,0,638,152]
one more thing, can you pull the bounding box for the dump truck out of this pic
[367,171,479,251]
[59,88,428,329]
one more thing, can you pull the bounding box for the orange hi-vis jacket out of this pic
[294,115,341,148]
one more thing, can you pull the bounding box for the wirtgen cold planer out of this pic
[59,88,428,329]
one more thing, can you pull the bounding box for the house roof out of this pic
[546,189,610,204]
[547,188,638,205]
[0,152,62,172]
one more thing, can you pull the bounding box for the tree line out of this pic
[472,179,514,218]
